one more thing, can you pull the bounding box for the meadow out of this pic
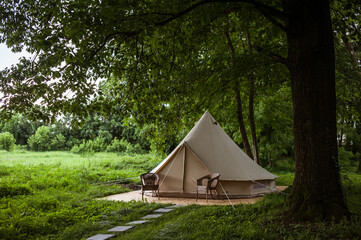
[0,150,360,239]
[0,150,164,240]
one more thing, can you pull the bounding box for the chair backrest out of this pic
[208,173,220,188]
[140,173,159,186]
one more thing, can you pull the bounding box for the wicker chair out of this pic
[196,173,222,202]
[140,173,160,200]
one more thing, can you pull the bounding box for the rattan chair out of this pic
[196,173,222,202]
[140,173,160,200]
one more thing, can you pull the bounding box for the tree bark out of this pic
[284,0,349,220]
[225,30,253,158]
[246,31,260,165]
[248,74,259,164]
[234,83,253,158]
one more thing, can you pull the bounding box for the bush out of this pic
[132,143,145,154]
[71,137,108,154]
[0,132,16,151]
[66,137,81,150]
[339,147,355,170]
[97,130,112,143]
[92,137,107,152]
[28,126,52,151]
[71,140,93,154]
[51,133,66,150]
[106,138,130,153]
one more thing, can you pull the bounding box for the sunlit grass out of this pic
[0,150,163,240]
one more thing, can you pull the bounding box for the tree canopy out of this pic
[1,0,361,221]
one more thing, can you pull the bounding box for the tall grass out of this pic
[0,150,163,240]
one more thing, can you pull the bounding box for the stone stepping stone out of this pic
[86,234,115,240]
[107,226,134,233]
[166,205,186,208]
[141,214,163,219]
[154,208,174,213]
[127,220,149,225]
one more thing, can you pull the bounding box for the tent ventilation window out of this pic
[253,183,267,189]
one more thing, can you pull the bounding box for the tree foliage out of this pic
[1,0,361,221]
[27,126,51,151]
[0,132,16,151]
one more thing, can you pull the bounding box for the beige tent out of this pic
[151,111,278,198]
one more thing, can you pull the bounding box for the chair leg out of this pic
[158,189,160,200]
[196,189,198,201]
[206,189,208,202]
[142,189,144,201]
[216,189,222,200]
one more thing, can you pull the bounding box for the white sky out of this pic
[0,43,32,71]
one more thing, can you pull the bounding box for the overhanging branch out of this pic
[89,0,290,63]
[254,45,287,66]
[155,0,288,31]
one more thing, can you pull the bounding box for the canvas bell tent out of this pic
[151,111,278,198]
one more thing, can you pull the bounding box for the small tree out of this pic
[0,132,16,151]
[28,126,51,151]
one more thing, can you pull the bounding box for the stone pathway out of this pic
[154,208,175,213]
[86,205,183,240]
[86,234,116,240]
[126,220,149,225]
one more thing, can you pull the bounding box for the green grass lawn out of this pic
[0,150,360,239]
[0,150,164,240]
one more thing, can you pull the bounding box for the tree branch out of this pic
[254,45,287,65]
[88,31,139,61]
[342,37,361,76]
[154,0,288,30]
[253,5,289,33]
[89,0,289,63]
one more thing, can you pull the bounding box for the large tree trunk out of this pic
[284,0,349,220]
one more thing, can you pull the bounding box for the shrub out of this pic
[71,140,93,154]
[0,132,16,151]
[92,137,107,152]
[132,143,145,154]
[339,147,354,162]
[97,130,112,143]
[338,147,355,170]
[27,135,38,151]
[66,137,81,150]
[106,138,146,154]
[106,138,130,153]
[28,126,51,151]
[51,133,66,150]
[71,137,108,154]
